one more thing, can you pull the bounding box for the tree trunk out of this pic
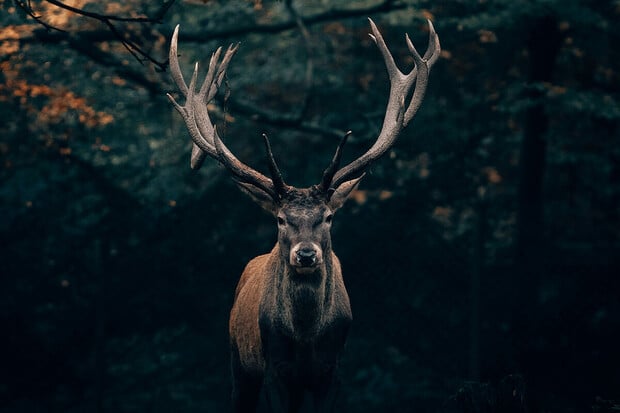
[516,16,564,262]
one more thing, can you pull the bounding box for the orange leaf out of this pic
[483,167,502,184]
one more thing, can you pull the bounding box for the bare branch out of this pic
[42,0,176,24]
[14,0,66,33]
[101,18,166,69]
[16,0,175,69]
[176,0,407,42]
[61,35,162,92]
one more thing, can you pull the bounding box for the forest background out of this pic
[1,0,619,412]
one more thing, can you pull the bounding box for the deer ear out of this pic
[236,182,279,215]
[328,174,364,211]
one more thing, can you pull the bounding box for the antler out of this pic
[325,18,440,191]
[167,25,289,200]
[319,130,351,193]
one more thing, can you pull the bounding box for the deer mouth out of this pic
[293,265,319,275]
[289,255,321,274]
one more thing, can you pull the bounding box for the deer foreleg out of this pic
[263,362,303,413]
[230,345,262,413]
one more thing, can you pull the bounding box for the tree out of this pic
[1,1,619,412]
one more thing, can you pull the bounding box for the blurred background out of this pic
[1,0,619,412]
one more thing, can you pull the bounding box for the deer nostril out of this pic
[296,248,317,266]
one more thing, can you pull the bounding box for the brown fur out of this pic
[229,246,351,371]
[229,234,352,412]
[229,253,269,375]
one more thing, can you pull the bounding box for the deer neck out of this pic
[269,243,336,341]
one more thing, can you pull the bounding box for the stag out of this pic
[167,18,440,413]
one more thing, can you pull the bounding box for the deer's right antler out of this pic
[167,25,289,200]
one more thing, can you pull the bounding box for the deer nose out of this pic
[296,248,317,267]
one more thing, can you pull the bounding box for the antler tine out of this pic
[167,60,215,157]
[197,46,223,100]
[210,43,240,101]
[168,25,209,169]
[402,33,428,126]
[328,19,440,190]
[188,47,223,170]
[168,25,188,96]
[319,130,351,192]
[262,134,288,197]
[402,20,441,126]
[188,44,240,170]
[368,18,402,82]
[168,25,218,169]
[424,20,441,66]
[167,26,278,197]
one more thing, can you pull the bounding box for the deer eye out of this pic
[325,214,333,224]
[277,216,286,226]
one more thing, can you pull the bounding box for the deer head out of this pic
[166,19,440,275]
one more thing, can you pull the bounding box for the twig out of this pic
[17,0,175,69]
[102,19,166,69]
[64,35,162,92]
[43,0,175,23]
[14,0,67,33]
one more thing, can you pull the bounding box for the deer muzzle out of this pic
[290,242,322,273]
